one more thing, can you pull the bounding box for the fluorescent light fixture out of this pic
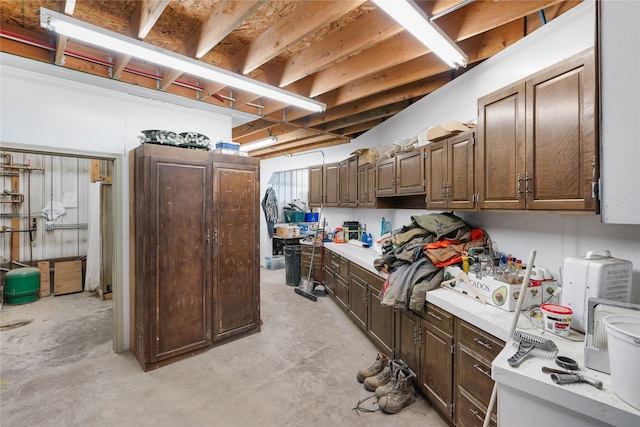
[239,136,277,152]
[39,7,326,113]
[373,0,468,69]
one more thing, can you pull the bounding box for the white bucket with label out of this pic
[604,314,640,410]
[540,304,572,337]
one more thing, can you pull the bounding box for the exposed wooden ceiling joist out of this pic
[0,0,584,159]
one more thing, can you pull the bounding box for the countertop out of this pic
[319,242,640,424]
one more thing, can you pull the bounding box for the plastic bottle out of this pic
[334,227,344,243]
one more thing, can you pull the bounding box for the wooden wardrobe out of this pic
[130,144,260,371]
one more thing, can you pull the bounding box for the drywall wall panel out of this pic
[599,0,640,224]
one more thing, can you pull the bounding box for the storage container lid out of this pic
[6,267,40,278]
[541,304,573,315]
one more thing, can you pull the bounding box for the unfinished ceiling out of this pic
[0,0,583,159]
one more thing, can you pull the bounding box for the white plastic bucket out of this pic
[541,303,573,336]
[604,314,640,410]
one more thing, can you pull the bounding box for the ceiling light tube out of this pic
[239,136,277,152]
[373,0,468,69]
[39,8,326,113]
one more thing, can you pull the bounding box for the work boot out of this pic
[378,368,416,414]
[356,353,390,383]
[364,359,393,391]
[374,361,408,398]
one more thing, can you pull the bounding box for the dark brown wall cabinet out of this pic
[131,144,260,371]
[376,149,426,197]
[357,163,376,208]
[339,156,359,207]
[308,164,324,208]
[425,131,476,211]
[323,162,340,207]
[477,49,597,212]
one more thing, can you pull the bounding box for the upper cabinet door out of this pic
[525,49,597,211]
[376,157,396,196]
[477,82,527,210]
[308,164,323,208]
[323,162,340,207]
[425,140,448,210]
[448,132,476,211]
[396,149,425,195]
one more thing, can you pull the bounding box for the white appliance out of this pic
[561,250,633,332]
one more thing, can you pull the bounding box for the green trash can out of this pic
[4,267,41,305]
[284,245,302,286]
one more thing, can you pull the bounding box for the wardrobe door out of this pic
[212,162,260,341]
[139,149,212,366]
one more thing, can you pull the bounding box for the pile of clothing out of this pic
[374,212,487,313]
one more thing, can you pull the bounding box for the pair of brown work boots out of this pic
[356,353,415,414]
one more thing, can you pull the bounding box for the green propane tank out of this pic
[4,267,40,305]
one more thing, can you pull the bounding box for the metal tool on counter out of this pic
[507,330,559,367]
[542,367,604,389]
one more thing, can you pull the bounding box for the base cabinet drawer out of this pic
[457,344,496,409]
[456,388,497,427]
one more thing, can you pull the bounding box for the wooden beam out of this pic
[112,54,132,80]
[159,68,185,91]
[289,31,429,98]
[196,0,265,58]
[235,0,367,75]
[138,0,170,39]
[298,74,450,128]
[277,8,403,87]
[434,0,566,41]
[314,100,410,132]
[54,35,67,65]
[314,20,524,108]
[63,0,76,15]
[341,119,385,136]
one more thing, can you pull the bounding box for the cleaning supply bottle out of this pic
[334,227,344,243]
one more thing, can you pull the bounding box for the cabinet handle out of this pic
[473,337,493,350]
[206,229,210,244]
[428,311,442,321]
[473,363,492,378]
[470,408,485,422]
[517,173,523,199]
[213,229,218,242]
[418,328,423,345]
[525,172,532,198]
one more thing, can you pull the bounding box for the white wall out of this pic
[259,0,640,302]
[0,54,255,350]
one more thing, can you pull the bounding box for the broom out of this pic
[294,208,324,301]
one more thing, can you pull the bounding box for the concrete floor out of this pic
[1,268,447,427]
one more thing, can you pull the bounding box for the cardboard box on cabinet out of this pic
[443,266,559,311]
[351,148,378,166]
[426,121,475,142]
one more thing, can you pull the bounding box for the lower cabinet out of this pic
[423,303,455,422]
[366,273,394,356]
[320,249,504,427]
[455,319,503,427]
[395,308,422,377]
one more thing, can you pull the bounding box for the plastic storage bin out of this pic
[265,255,285,270]
[284,211,305,223]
